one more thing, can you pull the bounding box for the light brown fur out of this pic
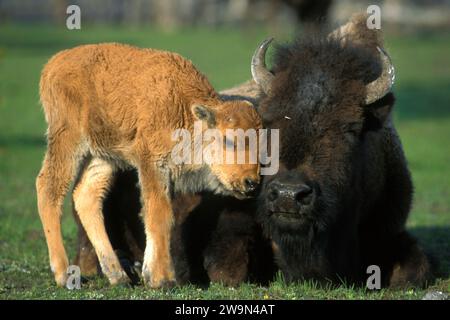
[37,43,262,288]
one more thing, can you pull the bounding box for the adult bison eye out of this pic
[344,122,363,139]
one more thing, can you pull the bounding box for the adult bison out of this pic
[250,31,432,288]
[73,14,432,288]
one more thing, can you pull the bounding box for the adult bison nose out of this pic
[294,184,313,205]
[267,181,315,214]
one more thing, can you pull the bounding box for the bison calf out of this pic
[37,43,262,288]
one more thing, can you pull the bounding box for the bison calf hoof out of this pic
[142,270,176,289]
[159,279,177,289]
[108,271,131,286]
[55,272,69,287]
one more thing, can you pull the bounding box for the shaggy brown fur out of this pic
[253,14,432,287]
[37,43,262,288]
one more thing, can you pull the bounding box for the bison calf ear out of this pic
[191,104,216,128]
[364,92,395,131]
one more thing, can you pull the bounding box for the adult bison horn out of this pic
[251,38,275,95]
[365,46,395,105]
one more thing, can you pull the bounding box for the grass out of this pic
[0,24,449,300]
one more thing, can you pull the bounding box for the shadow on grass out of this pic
[410,225,450,278]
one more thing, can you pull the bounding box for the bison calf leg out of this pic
[36,128,83,287]
[139,163,176,288]
[73,157,130,285]
[72,208,99,276]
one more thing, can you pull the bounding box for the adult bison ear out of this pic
[364,92,395,131]
[191,104,216,128]
[329,13,382,51]
[329,14,395,103]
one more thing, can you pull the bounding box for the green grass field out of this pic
[0,24,449,300]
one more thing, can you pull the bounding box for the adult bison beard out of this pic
[256,182,361,285]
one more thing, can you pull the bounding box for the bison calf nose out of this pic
[244,178,259,193]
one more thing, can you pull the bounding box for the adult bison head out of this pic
[252,15,399,281]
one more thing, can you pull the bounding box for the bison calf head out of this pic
[189,100,262,199]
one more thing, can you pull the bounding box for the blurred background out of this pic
[0,0,449,298]
[1,0,450,31]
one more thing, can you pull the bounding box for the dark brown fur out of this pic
[251,17,432,287]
